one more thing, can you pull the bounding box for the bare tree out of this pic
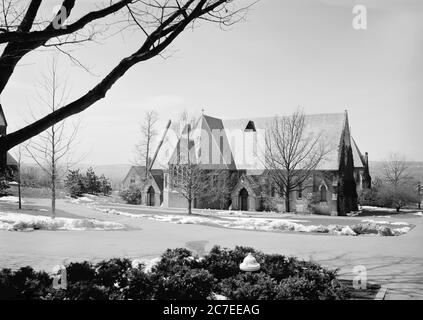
[25,59,81,218]
[135,110,158,179]
[383,153,411,187]
[379,153,416,212]
[264,108,329,213]
[0,0,253,172]
[172,162,212,214]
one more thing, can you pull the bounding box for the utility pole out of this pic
[418,181,421,210]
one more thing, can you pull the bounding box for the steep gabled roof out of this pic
[223,113,346,170]
[0,104,7,127]
[351,137,366,168]
[166,112,365,172]
[6,153,18,167]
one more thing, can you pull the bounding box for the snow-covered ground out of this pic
[0,196,24,204]
[361,205,419,213]
[94,206,411,236]
[62,195,415,236]
[0,211,125,231]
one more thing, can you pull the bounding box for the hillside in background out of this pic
[75,164,132,188]
[20,163,132,189]
[370,161,423,183]
[20,161,423,189]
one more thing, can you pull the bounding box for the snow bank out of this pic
[0,212,124,231]
[95,206,412,237]
[131,257,161,273]
[0,196,23,204]
[361,206,396,212]
[70,196,94,204]
[361,219,391,225]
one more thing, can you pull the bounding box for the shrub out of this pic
[99,174,112,196]
[66,261,96,283]
[64,169,86,198]
[119,188,142,205]
[260,196,279,212]
[358,188,379,206]
[94,258,132,292]
[122,268,154,300]
[47,282,109,300]
[219,272,278,300]
[65,168,112,198]
[376,185,419,212]
[276,275,347,300]
[0,267,52,300]
[154,268,215,300]
[0,248,349,300]
[152,248,201,277]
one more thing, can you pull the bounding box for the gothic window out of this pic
[164,174,168,189]
[172,166,178,187]
[320,185,327,202]
[297,183,303,199]
[271,185,276,197]
[245,121,256,132]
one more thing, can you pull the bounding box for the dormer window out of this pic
[245,121,256,132]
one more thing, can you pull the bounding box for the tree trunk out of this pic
[52,178,56,219]
[188,198,192,215]
[285,187,290,213]
[18,175,22,210]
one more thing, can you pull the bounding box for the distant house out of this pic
[0,104,19,179]
[123,111,371,215]
[122,166,164,206]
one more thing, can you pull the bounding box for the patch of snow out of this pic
[95,205,411,237]
[0,212,124,231]
[38,209,49,212]
[70,196,94,204]
[361,206,396,212]
[361,219,391,225]
[392,227,411,236]
[211,293,228,300]
[0,196,23,203]
[390,222,409,226]
[131,259,144,269]
[332,226,357,236]
[414,212,422,217]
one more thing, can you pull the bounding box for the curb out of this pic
[375,285,388,300]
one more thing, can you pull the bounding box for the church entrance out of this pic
[147,186,155,206]
[239,188,249,211]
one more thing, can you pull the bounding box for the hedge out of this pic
[0,246,349,300]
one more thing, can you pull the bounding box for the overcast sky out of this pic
[2,0,422,165]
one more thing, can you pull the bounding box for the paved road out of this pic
[1,199,422,299]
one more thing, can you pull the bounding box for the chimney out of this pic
[365,152,369,166]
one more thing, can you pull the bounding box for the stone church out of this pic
[123,111,371,216]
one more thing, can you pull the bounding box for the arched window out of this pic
[320,185,327,202]
[297,183,303,199]
[271,185,276,197]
